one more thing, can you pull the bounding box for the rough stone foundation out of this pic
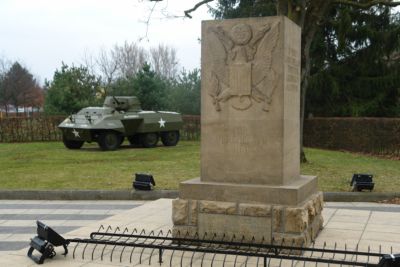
[172,192,323,246]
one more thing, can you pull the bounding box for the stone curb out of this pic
[0,190,399,201]
[323,192,400,202]
[0,190,179,200]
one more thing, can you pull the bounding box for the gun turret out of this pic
[103,96,142,112]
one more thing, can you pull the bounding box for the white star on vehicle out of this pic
[72,129,80,138]
[158,118,166,128]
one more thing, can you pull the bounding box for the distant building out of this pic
[0,105,43,119]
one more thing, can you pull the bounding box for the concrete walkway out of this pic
[0,200,144,255]
[1,199,400,266]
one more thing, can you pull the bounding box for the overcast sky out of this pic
[2,1,399,85]
[0,0,213,84]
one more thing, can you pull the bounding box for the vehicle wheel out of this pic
[161,131,180,146]
[62,136,84,149]
[119,136,125,145]
[98,132,121,151]
[128,134,141,146]
[140,133,159,148]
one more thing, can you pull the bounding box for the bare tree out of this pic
[24,83,44,113]
[81,42,180,84]
[113,41,148,79]
[81,48,118,87]
[0,57,11,75]
[149,44,179,79]
[0,57,12,116]
[96,47,119,86]
[81,49,97,76]
[2,62,38,116]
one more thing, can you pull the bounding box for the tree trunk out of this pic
[278,0,332,163]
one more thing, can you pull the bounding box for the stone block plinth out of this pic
[179,175,317,205]
[172,192,324,246]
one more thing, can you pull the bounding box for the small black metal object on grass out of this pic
[351,173,375,192]
[133,173,155,190]
[27,221,69,264]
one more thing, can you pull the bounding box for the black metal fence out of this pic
[30,224,398,266]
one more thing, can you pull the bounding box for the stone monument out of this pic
[172,16,323,246]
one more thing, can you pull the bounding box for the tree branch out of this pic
[184,0,214,18]
[333,0,400,9]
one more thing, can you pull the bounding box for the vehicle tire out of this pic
[140,133,159,148]
[119,136,125,145]
[98,131,121,151]
[128,134,141,146]
[62,136,84,149]
[161,131,180,146]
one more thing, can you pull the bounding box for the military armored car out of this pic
[58,96,183,151]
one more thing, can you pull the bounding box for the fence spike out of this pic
[110,227,128,262]
[255,236,265,267]
[81,241,90,260]
[72,241,80,260]
[278,256,283,267]
[119,228,137,263]
[99,226,120,261]
[233,236,246,267]
[355,243,359,263]
[169,244,177,267]
[200,232,216,267]
[210,233,226,267]
[276,238,285,256]
[180,249,186,267]
[170,230,192,267]
[367,245,371,263]
[128,229,146,264]
[222,234,236,267]
[288,239,295,255]
[332,242,337,259]
[90,225,113,260]
[149,229,168,265]
[243,236,256,267]
[166,229,172,237]
[304,242,315,267]
[139,229,155,264]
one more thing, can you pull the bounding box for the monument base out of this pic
[172,177,324,247]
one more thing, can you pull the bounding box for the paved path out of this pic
[0,200,144,255]
[322,202,400,251]
[2,200,400,266]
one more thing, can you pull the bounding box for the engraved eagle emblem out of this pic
[208,21,280,111]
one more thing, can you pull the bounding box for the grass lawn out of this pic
[0,141,399,192]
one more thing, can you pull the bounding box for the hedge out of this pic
[0,115,201,142]
[2,116,399,158]
[304,117,400,157]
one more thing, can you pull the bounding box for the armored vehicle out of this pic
[58,96,183,151]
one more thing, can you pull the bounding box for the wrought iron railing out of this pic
[27,221,399,266]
